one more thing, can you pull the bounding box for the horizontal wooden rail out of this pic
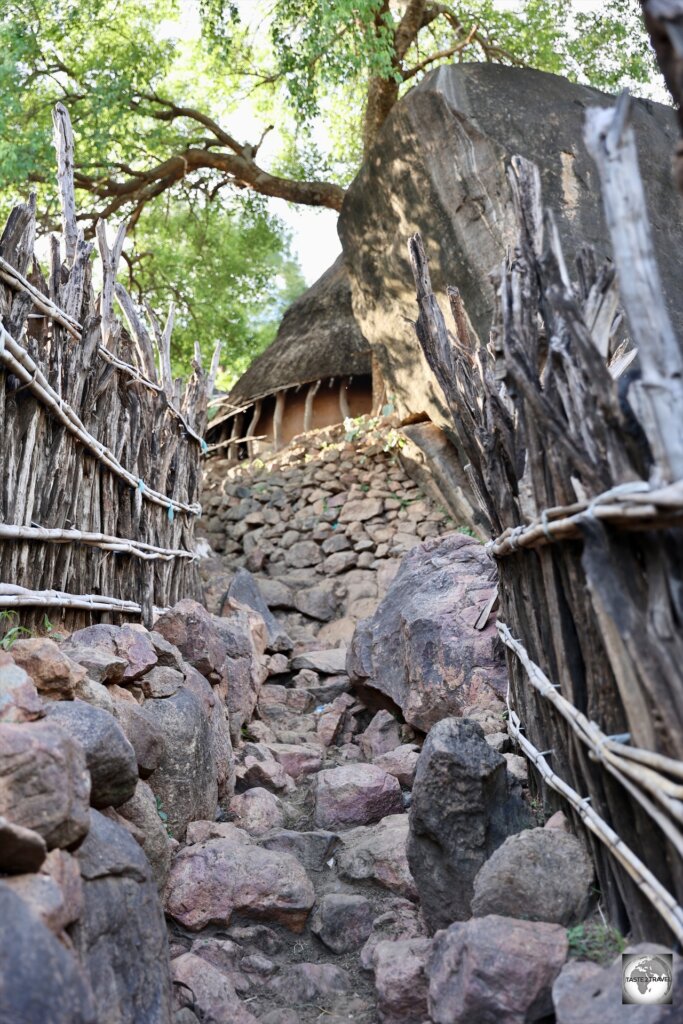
[0,523,194,561]
[488,480,683,557]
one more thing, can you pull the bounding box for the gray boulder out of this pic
[139,687,217,839]
[427,914,568,1024]
[225,568,292,652]
[472,826,594,926]
[0,881,96,1023]
[183,664,235,805]
[373,936,432,1024]
[339,63,683,436]
[311,893,374,953]
[45,701,138,809]
[407,717,532,931]
[348,532,505,732]
[154,599,227,681]
[112,701,164,778]
[72,811,172,1024]
[0,720,90,849]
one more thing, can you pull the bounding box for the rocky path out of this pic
[176,419,456,1022]
[0,416,643,1024]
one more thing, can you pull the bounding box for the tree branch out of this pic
[402,27,478,81]
[72,145,346,228]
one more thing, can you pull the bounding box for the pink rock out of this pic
[165,837,315,932]
[259,684,288,708]
[360,897,427,971]
[172,953,258,1023]
[427,915,568,1024]
[266,742,324,780]
[336,814,417,898]
[0,654,44,723]
[373,744,420,787]
[242,753,294,794]
[229,788,284,836]
[545,810,570,832]
[313,763,403,828]
[9,639,85,700]
[0,720,90,849]
[316,694,355,747]
[373,937,432,1024]
[155,599,227,681]
[358,710,402,759]
[114,626,158,682]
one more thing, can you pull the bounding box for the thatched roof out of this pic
[228,254,371,407]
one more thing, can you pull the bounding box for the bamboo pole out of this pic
[0,523,194,561]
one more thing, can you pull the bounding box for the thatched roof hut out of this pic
[207,255,373,455]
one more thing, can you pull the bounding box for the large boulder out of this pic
[427,915,568,1024]
[472,826,595,926]
[212,602,268,742]
[338,63,683,432]
[336,814,417,899]
[407,717,531,932]
[72,811,172,1024]
[10,637,86,699]
[182,664,236,805]
[0,720,90,849]
[45,702,138,809]
[61,624,157,684]
[0,882,96,1023]
[139,686,217,839]
[171,953,259,1024]
[348,532,505,732]
[0,652,44,723]
[165,836,315,933]
[313,763,404,829]
[154,599,226,681]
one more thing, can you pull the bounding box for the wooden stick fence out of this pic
[0,103,213,628]
[409,92,683,942]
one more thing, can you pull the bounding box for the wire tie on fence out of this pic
[607,732,631,744]
[540,508,556,542]
[168,505,174,522]
[581,795,592,805]
[538,749,554,757]
[14,368,39,394]
[508,525,524,551]
[137,479,145,492]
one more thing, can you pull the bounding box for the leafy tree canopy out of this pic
[0,0,660,377]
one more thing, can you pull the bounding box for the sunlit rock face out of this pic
[339,62,683,427]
